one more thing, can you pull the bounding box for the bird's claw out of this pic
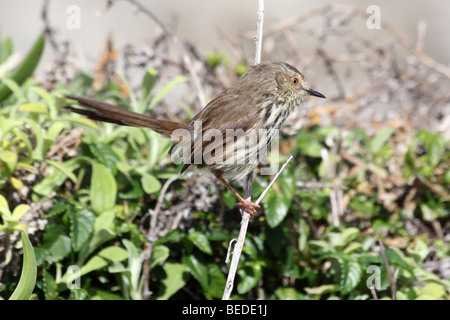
[235,200,260,217]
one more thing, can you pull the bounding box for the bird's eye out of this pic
[291,77,299,85]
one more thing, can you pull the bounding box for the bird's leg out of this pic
[214,173,260,216]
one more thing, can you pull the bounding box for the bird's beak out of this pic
[304,89,326,98]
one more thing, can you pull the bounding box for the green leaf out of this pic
[119,177,144,199]
[0,194,11,218]
[369,128,393,152]
[0,33,45,102]
[384,248,414,275]
[0,150,17,173]
[343,242,362,254]
[418,283,445,300]
[74,246,128,279]
[150,245,170,269]
[45,160,77,183]
[266,225,284,255]
[77,257,108,279]
[263,171,295,228]
[92,290,124,300]
[0,35,13,64]
[334,227,360,248]
[121,239,146,293]
[23,118,45,160]
[42,269,58,300]
[141,68,158,101]
[418,130,445,167]
[148,75,186,110]
[16,162,38,174]
[187,231,213,255]
[298,217,310,252]
[38,225,71,263]
[237,263,262,294]
[141,173,162,194]
[296,131,323,158]
[59,115,98,129]
[182,254,208,289]
[304,142,323,158]
[94,210,115,233]
[18,103,48,114]
[70,206,95,252]
[99,245,129,261]
[0,78,24,101]
[206,51,229,68]
[33,158,81,195]
[155,263,188,300]
[275,287,309,300]
[304,284,338,297]
[30,86,57,119]
[205,263,226,299]
[420,203,438,222]
[9,232,37,300]
[349,195,380,219]
[89,143,120,174]
[79,228,115,264]
[90,162,117,214]
[182,254,225,298]
[11,204,29,221]
[339,258,362,295]
[9,177,21,190]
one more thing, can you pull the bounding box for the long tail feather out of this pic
[64,95,189,137]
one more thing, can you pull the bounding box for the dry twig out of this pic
[378,239,398,300]
[125,0,207,107]
[142,174,180,299]
[222,0,265,300]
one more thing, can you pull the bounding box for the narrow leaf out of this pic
[9,232,37,300]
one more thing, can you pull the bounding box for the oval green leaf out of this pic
[90,162,117,214]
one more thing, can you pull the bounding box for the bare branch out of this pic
[222,0,265,300]
[255,154,293,205]
[142,174,180,299]
[254,0,265,65]
[243,3,450,80]
[125,0,207,107]
[378,239,398,300]
[369,286,379,300]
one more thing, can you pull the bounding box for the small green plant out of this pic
[0,196,37,300]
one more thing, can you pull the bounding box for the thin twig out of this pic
[142,174,179,299]
[222,156,294,300]
[295,181,347,190]
[378,239,398,300]
[243,3,450,80]
[125,0,207,107]
[254,0,265,65]
[255,154,293,205]
[222,0,265,300]
[216,27,246,62]
[369,286,379,300]
[41,0,58,50]
[316,48,345,100]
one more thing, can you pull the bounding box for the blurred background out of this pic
[0,0,449,301]
[1,0,449,134]
[1,0,449,66]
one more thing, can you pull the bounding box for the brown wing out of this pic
[180,83,261,173]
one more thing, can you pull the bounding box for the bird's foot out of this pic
[234,199,260,217]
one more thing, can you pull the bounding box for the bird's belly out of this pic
[200,126,280,180]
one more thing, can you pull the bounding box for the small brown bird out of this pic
[65,61,325,216]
